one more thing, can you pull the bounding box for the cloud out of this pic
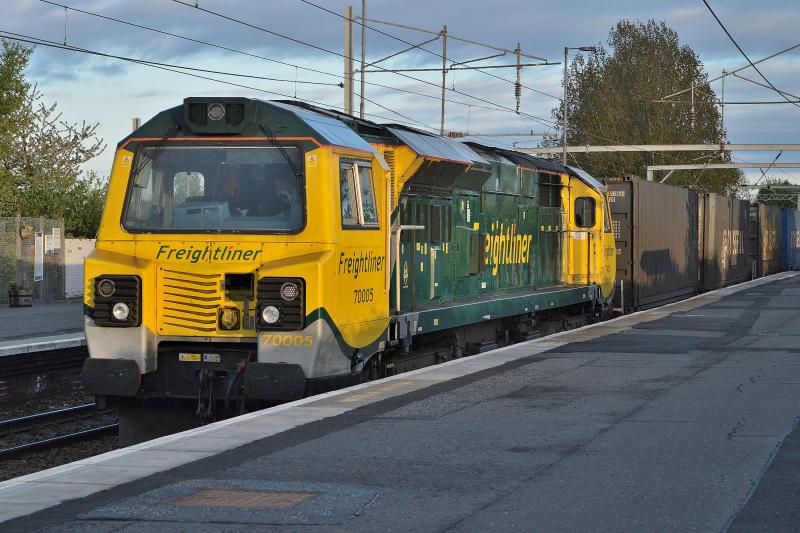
[128,89,175,98]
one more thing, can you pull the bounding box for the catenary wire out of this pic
[168,0,560,128]
[0,30,437,131]
[177,0,742,176]
[701,0,800,109]
[0,30,339,85]
[43,0,671,156]
[28,3,723,169]
[295,0,562,101]
[38,0,543,118]
[167,0,685,161]
[197,2,774,182]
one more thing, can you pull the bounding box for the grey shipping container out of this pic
[607,176,698,312]
[698,193,750,291]
[749,203,783,277]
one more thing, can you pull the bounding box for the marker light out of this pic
[280,282,299,301]
[207,103,226,121]
[261,305,280,324]
[97,279,115,298]
[112,302,130,321]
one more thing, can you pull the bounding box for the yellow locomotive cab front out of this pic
[82,98,390,413]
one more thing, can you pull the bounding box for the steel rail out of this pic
[0,423,119,458]
[0,403,96,429]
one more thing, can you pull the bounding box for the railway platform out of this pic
[2,272,800,531]
[0,301,84,356]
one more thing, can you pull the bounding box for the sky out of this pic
[3,0,799,186]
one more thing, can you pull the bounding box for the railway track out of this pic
[0,344,88,406]
[0,403,118,458]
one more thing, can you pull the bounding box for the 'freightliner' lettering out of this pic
[338,251,385,279]
[155,244,262,263]
[485,222,533,276]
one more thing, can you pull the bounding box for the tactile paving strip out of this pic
[80,479,380,525]
[174,488,318,509]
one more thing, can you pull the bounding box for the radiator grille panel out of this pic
[385,149,396,211]
[158,269,222,334]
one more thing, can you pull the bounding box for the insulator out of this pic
[514,81,522,112]
[689,109,697,129]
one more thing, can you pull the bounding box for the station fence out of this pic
[0,216,66,304]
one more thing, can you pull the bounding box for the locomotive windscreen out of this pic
[122,146,303,233]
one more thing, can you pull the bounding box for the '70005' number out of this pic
[262,335,313,347]
[354,288,374,303]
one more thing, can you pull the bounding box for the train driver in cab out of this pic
[218,165,246,216]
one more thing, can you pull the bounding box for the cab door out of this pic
[571,194,597,285]
[599,195,617,300]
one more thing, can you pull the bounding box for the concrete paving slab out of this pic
[745,335,800,350]
[144,436,257,453]
[705,300,758,308]
[766,295,800,308]
[624,328,726,337]
[0,481,108,504]
[91,450,216,469]
[35,464,166,485]
[587,353,702,368]
[632,315,735,331]
[0,503,54,522]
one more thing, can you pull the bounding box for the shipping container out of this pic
[607,176,698,312]
[697,193,750,291]
[781,208,800,270]
[748,203,783,277]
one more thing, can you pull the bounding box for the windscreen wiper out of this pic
[131,124,181,181]
[259,124,302,180]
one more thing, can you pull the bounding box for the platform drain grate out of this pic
[174,488,318,509]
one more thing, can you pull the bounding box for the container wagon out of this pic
[749,203,783,277]
[781,208,800,271]
[697,193,750,291]
[606,176,698,312]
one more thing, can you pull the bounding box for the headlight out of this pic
[112,302,130,321]
[280,282,299,301]
[261,305,280,324]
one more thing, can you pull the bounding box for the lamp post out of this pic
[563,46,598,165]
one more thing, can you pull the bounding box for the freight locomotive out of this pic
[81,97,617,429]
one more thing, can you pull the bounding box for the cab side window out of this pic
[357,165,379,225]
[340,159,379,229]
[574,197,596,228]
[603,201,612,233]
[339,164,359,226]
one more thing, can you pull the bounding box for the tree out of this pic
[552,19,740,193]
[0,41,31,215]
[756,178,799,209]
[0,39,106,237]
